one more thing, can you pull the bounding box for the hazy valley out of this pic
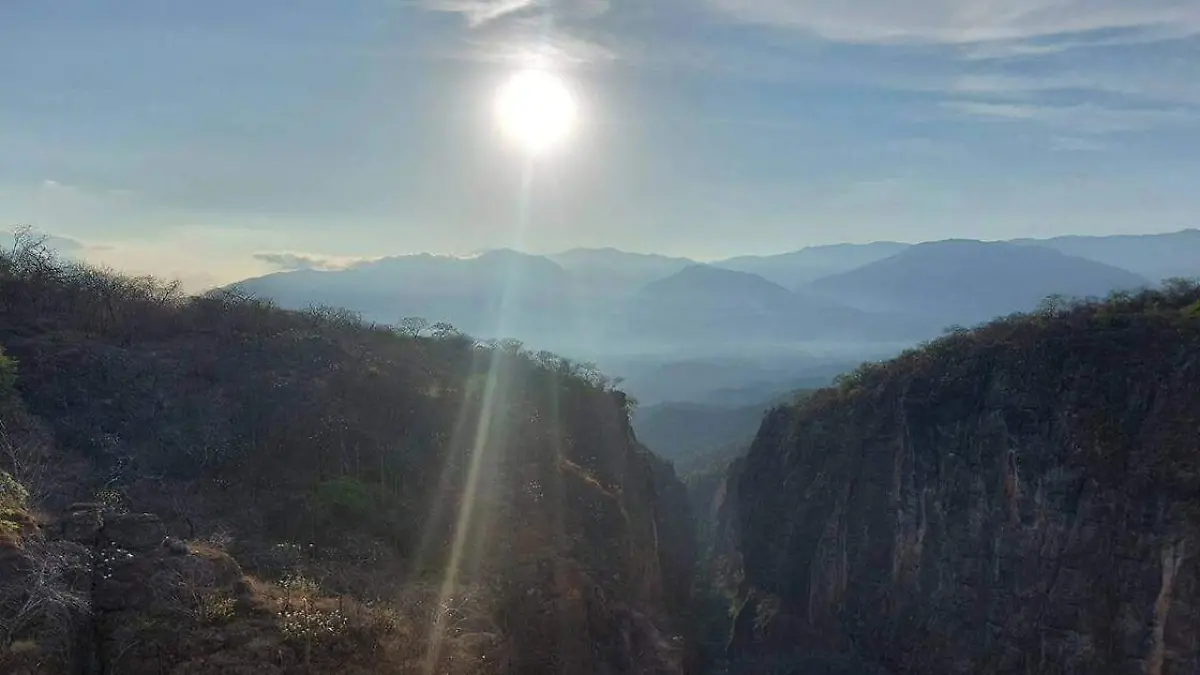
[10,1,1200,672]
[3,227,1198,674]
[228,229,1199,452]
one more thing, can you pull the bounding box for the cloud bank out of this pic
[252,252,376,271]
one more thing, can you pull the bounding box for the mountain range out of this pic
[234,230,1195,361]
[803,239,1151,325]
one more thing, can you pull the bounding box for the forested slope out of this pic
[0,234,695,674]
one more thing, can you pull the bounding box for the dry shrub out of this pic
[0,540,90,667]
[196,593,237,625]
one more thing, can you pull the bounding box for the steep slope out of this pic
[805,240,1150,327]
[1014,229,1200,282]
[727,282,1200,674]
[715,242,911,288]
[0,238,696,674]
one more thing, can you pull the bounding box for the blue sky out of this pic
[2,0,1199,288]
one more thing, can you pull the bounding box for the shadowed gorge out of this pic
[8,0,1200,671]
[4,233,1200,675]
[719,283,1200,674]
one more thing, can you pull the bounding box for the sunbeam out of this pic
[421,160,538,673]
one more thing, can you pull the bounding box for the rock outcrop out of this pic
[728,288,1200,674]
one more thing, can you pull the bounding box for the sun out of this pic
[494,70,578,156]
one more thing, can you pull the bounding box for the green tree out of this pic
[0,471,28,513]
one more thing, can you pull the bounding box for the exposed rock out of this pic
[729,294,1200,674]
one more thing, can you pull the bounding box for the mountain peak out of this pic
[649,264,791,294]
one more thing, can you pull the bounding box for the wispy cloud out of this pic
[959,24,1196,59]
[454,26,617,66]
[3,229,108,258]
[944,68,1200,107]
[942,100,1198,134]
[419,0,615,66]
[1049,136,1109,152]
[421,0,539,27]
[42,234,90,256]
[708,0,1200,45]
[422,0,609,27]
[884,137,961,158]
[252,252,375,271]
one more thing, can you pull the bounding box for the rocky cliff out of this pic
[728,285,1200,674]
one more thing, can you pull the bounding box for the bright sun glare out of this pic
[494,70,578,156]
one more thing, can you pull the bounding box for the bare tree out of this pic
[398,316,429,337]
[430,322,459,340]
[0,420,56,505]
[499,338,525,356]
[0,542,90,652]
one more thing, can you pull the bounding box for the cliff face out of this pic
[730,288,1200,675]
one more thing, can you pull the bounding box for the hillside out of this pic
[722,281,1200,674]
[804,240,1150,327]
[0,236,696,674]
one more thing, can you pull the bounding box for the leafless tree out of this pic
[0,418,57,505]
[398,316,429,337]
[0,542,90,652]
[430,322,459,340]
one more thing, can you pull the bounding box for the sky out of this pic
[2,0,1199,289]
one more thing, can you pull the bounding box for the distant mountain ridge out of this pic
[234,249,595,350]
[233,229,1190,371]
[804,240,1151,325]
[714,241,911,287]
[1012,228,1200,281]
